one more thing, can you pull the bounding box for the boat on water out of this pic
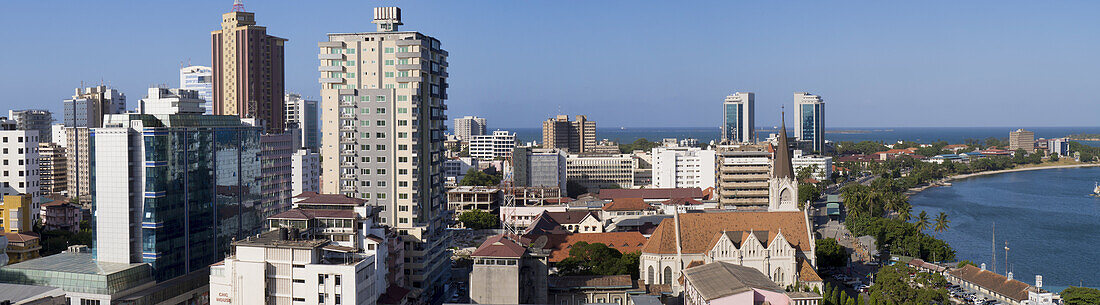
[1091,182,1100,197]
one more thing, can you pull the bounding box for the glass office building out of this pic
[722,92,754,144]
[94,114,262,281]
[794,92,825,152]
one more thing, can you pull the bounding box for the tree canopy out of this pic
[867,265,949,305]
[815,238,847,269]
[618,138,662,154]
[459,168,502,186]
[457,209,499,230]
[1062,286,1100,305]
[557,242,641,280]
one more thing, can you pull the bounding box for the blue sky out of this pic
[1,0,1098,128]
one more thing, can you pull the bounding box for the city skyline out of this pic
[3,1,1099,128]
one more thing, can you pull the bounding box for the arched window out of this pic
[663,266,673,284]
[773,267,784,282]
[647,266,654,284]
[780,188,793,205]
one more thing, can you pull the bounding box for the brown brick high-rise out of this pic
[211,8,286,133]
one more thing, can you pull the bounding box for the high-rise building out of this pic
[93,109,263,281]
[715,144,771,208]
[542,115,596,153]
[37,142,66,197]
[285,93,319,150]
[453,116,486,141]
[651,147,716,190]
[259,133,294,219]
[211,4,286,133]
[722,92,754,144]
[7,110,53,143]
[0,121,40,220]
[1009,129,1036,153]
[469,130,516,160]
[63,85,126,128]
[291,148,321,196]
[180,65,214,114]
[50,124,66,148]
[317,7,451,301]
[512,147,568,192]
[64,127,90,205]
[566,154,636,192]
[794,92,824,152]
[137,87,207,115]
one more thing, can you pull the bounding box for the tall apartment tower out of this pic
[318,7,451,301]
[722,92,755,144]
[285,93,319,150]
[211,4,287,133]
[7,110,53,143]
[63,85,125,205]
[541,115,596,153]
[179,65,214,114]
[1009,129,1036,153]
[37,142,66,197]
[794,92,825,153]
[0,120,41,218]
[453,116,486,141]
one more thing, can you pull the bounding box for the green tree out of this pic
[816,238,847,268]
[557,242,642,280]
[1062,286,1100,305]
[914,211,930,232]
[459,168,502,186]
[1050,153,1059,162]
[798,183,820,209]
[956,260,978,268]
[457,209,499,230]
[933,212,950,237]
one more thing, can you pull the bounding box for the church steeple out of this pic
[773,112,794,180]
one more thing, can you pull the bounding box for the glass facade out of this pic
[0,252,152,296]
[799,103,824,152]
[723,103,742,143]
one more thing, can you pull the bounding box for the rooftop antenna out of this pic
[231,0,245,12]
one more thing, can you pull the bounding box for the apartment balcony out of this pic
[340,125,356,131]
[438,60,448,67]
[318,41,345,48]
[395,62,429,71]
[319,53,344,60]
[395,39,427,47]
[341,185,356,192]
[721,181,769,189]
[341,174,357,180]
[319,78,344,84]
[396,50,428,59]
[724,190,769,197]
[721,166,770,173]
[319,65,344,72]
[396,76,421,83]
[721,175,770,182]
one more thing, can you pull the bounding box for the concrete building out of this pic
[446,186,502,227]
[0,124,41,218]
[37,142,66,197]
[566,154,636,192]
[317,7,451,301]
[50,124,65,148]
[179,65,214,114]
[639,211,820,292]
[792,154,833,181]
[94,110,263,281]
[286,93,320,150]
[7,110,53,143]
[548,275,645,305]
[210,229,387,305]
[1,195,33,233]
[41,198,81,233]
[443,157,478,183]
[542,115,596,153]
[1047,138,1069,156]
[469,130,516,160]
[63,128,90,205]
[722,92,754,144]
[794,92,825,153]
[1009,129,1036,153]
[683,262,820,305]
[512,148,568,192]
[453,115,486,141]
[716,144,771,208]
[63,85,126,128]
[211,4,286,134]
[469,235,548,304]
[259,132,294,219]
[137,87,207,115]
[292,148,321,196]
[651,147,716,190]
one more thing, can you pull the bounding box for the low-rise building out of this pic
[447,186,502,227]
[499,206,570,230]
[526,210,604,235]
[683,261,820,305]
[0,252,154,304]
[41,198,81,233]
[651,147,716,190]
[548,275,645,305]
[946,265,1051,305]
[600,198,658,221]
[3,232,40,264]
[1,195,33,233]
[792,154,833,181]
[0,283,67,305]
[468,235,548,304]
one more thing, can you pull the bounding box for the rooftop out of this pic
[537,232,648,262]
[549,274,639,290]
[268,208,359,220]
[597,188,706,200]
[233,230,331,249]
[602,198,653,211]
[642,211,810,254]
[949,265,1035,301]
[683,261,784,301]
[447,186,501,194]
[470,235,527,258]
[293,192,366,205]
[1,252,146,275]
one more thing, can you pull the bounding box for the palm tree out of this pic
[915,211,930,232]
[934,212,951,237]
[898,205,913,222]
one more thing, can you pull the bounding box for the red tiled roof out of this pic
[471,235,527,258]
[949,265,1033,301]
[294,192,366,205]
[642,212,810,255]
[539,232,648,262]
[597,188,705,200]
[546,210,599,225]
[799,258,822,282]
[2,232,39,242]
[549,275,639,290]
[602,198,653,211]
[662,197,702,206]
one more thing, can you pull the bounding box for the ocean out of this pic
[502,126,1100,147]
[911,167,1100,292]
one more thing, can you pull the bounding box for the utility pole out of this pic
[1004,241,1010,276]
[992,222,996,274]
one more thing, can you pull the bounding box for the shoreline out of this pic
[906,163,1100,195]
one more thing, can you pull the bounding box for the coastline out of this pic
[906,163,1100,195]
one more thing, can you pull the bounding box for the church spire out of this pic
[773,111,795,180]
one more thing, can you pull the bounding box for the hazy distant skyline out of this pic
[2,0,1098,128]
